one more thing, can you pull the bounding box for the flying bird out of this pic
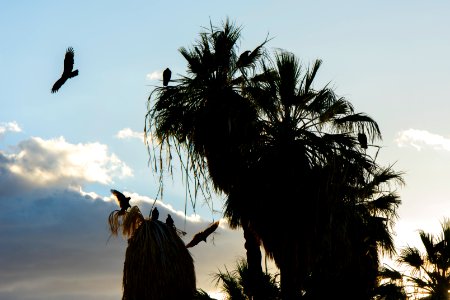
[51,47,79,93]
[186,221,219,248]
[151,207,159,220]
[358,133,368,149]
[110,189,131,214]
[163,68,171,86]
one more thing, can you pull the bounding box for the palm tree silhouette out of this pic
[146,20,403,299]
[146,19,267,299]
[397,219,450,300]
[213,258,280,300]
[108,206,196,299]
[225,50,399,299]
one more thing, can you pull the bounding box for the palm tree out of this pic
[372,266,407,300]
[303,165,403,299]
[225,50,395,299]
[397,219,450,300]
[213,258,280,300]
[146,21,402,299]
[146,19,268,299]
[109,206,196,300]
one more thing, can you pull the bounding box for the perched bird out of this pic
[166,214,187,236]
[236,50,251,67]
[166,214,175,228]
[110,189,131,214]
[151,207,159,220]
[52,47,79,93]
[186,221,219,248]
[163,68,171,86]
[358,133,368,149]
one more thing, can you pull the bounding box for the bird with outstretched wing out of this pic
[51,47,79,93]
[110,189,131,214]
[186,221,219,248]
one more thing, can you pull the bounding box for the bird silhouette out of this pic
[358,133,368,149]
[110,189,131,214]
[163,68,171,86]
[236,44,264,68]
[165,214,186,236]
[52,47,79,93]
[151,207,159,220]
[166,214,174,228]
[236,50,251,68]
[186,221,219,248]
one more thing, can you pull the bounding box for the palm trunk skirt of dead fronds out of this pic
[122,218,196,300]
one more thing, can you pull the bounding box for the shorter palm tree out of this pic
[397,219,450,300]
[213,258,280,300]
[108,206,196,300]
[373,266,407,300]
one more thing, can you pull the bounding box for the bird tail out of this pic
[70,70,79,78]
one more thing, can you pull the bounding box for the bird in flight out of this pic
[163,68,171,86]
[110,189,131,215]
[51,47,79,93]
[186,221,219,248]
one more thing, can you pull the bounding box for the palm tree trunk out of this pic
[243,221,264,300]
[279,244,299,300]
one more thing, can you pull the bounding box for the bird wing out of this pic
[63,47,75,73]
[110,189,130,209]
[186,233,203,248]
[51,76,67,93]
[186,221,219,248]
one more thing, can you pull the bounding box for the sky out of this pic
[1,1,450,299]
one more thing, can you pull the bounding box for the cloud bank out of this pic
[0,135,245,300]
[1,136,132,189]
[395,129,450,151]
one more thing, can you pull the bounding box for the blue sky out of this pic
[2,1,450,299]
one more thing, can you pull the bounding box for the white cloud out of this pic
[115,128,144,143]
[0,138,249,299]
[2,136,133,187]
[0,121,22,136]
[395,129,450,151]
[146,70,163,81]
[0,184,245,300]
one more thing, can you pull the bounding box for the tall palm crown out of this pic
[146,20,265,197]
[397,220,450,300]
[224,51,402,298]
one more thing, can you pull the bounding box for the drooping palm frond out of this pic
[123,219,196,300]
[122,205,144,238]
[108,210,122,236]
